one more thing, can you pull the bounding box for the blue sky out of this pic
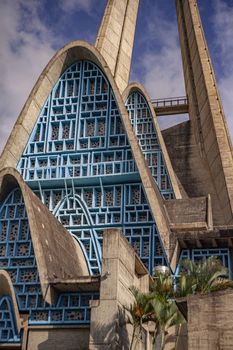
[0,0,232,152]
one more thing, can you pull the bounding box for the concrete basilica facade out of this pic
[0,0,233,349]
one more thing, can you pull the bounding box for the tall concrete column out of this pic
[95,0,139,93]
[89,229,152,349]
[176,0,233,224]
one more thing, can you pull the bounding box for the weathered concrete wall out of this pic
[187,290,233,350]
[95,0,139,93]
[89,228,153,349]
[176,0,233,225]
[163,121,225,226]
[165,197,207,225]
[26,327,89,350]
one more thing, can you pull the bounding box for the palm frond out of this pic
[176,257,232,297]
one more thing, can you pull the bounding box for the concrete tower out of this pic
[175,0,233,225]
[0,0,233,349]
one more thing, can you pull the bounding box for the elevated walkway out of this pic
[152,96,189,116]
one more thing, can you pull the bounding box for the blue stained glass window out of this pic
[125,91,174,200]
[17,60,167,275]
[0,296,21,343]
[0,188,98,327]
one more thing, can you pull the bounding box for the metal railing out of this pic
[151,96,188,108]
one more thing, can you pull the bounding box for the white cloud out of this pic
[135,1,233,138]
[59,0,94,14]
[0,0,56,153]
[212,0,233,143]
[141,9,185,98]
[0,0,100,154]
[134,4,188,130]
[1,0,232,156]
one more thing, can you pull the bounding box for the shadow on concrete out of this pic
[90,307,130,349]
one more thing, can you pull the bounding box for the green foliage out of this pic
[125,257,233,349]
[150,272,185,349]
[175,256,231,297]
[126,286,154,327]
[125,273,184,350]
[150,271,183,328]
[151,271,174,300]
[125,286,154,350]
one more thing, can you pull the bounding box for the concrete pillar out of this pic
[176,0,233,225]
[95,0,140,93]
[89,228,152,349]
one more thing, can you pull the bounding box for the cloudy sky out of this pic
[0,0,232,153]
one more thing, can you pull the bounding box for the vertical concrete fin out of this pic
[95,0,139,93]
[176,0,233,224]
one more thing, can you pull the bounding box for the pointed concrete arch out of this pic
[54,193,102,274]
[0,270,22,334]
[0,167,89,304]
[123,82,185,199]
[0,41,173,266]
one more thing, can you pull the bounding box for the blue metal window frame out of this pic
[16,60,168,275]
[125,91,174,200]
[0,296,21,343]
[0,188,99,326]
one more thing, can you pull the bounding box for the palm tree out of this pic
[125,257,232,349]
[125,273,185,350]
[125,286,154,350]
[175,256,233,297]
[150,271,184,350]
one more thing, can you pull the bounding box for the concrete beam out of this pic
[95,0,139,94]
